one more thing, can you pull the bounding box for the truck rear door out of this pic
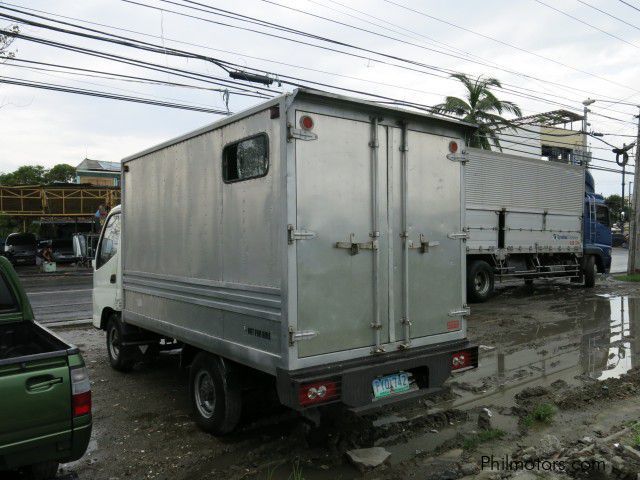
[0,262,72,455]
[294,111,465,358]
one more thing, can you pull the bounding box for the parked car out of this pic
[612,231,628,248]
[0,256,92,478]
[4,232,37,266]
[51,239,78,264]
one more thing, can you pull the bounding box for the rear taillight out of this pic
[71,366,91,417]
[298,380,339,407]
[452,350,475,371]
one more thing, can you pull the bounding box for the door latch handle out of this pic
[408,234,440,253]
[335,233,378,255]
[110,274,117,284]
[26,375,63,392]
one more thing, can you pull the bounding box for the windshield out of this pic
[6,234,36,246]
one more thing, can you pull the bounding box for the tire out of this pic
[106,314,137,372]
[584,255,597,288]
[467,260,495,303]
[27,461,58,480]
[189,352,242,435]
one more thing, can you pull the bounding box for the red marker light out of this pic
[300,115,314,130]
[449,141,458,154]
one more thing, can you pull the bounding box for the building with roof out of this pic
[75,158,121,186]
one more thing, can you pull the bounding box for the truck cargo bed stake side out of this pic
[287,225,316,244]
[335,233,378,255]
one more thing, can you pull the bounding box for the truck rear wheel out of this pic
[189,352,242,435]
[584,255,597,288]
[467,260,494,303]
[106,315,137,372]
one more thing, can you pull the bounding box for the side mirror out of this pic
[91,259,96,269]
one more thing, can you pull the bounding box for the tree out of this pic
[0,24,19,62]
[0,164,77,186]
[433,73,522,151]
[45,164,77,183]
[604,193,631,224]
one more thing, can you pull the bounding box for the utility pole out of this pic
[582,99,595,164]
[627,107,640,274]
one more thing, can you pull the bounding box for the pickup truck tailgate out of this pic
[0,330,72,455]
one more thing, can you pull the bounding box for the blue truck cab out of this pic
[583,170,612,276]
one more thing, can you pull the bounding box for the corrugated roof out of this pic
[76,158,121,172]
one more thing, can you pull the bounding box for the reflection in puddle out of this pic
[441,295,639,410]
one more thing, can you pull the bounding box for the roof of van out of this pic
[123,88,477,163]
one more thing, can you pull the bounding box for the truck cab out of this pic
[583,171,612,276]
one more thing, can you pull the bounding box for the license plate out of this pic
[372,372,410,399]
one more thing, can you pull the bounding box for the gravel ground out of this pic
[43,275,640,480]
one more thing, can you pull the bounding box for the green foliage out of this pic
[0,164,76,186]
[524,403,556,427]
[433,73,522,151]
[614,274,640,282]
[462,429,506,451]
[288,460,304,480]
[605,194,631,226]
[45,164,77,183]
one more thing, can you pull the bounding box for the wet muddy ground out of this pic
[52,276,640,480]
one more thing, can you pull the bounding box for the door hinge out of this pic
[289,328,318,346]
[288,225,316,244]
[335,233,378,255]
[447,152,468,163]
[288,125,318,141]
[448,231,469,240]
[408,233,440,253]
[449,307,471,317]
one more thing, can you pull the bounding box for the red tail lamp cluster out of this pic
[298,380,338,407]
[451,350,475,371]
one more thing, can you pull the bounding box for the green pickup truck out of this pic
[0,257,91,479]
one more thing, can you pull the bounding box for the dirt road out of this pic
[54,277,640,479]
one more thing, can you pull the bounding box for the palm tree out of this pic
[434,73,522,151]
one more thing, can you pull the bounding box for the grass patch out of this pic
[288,460,305,480]
[524,403,556,427]
[614,274,640,282]
[462,429,506,451]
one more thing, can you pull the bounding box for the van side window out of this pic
[97,214,121,269]
[0,273,17,313]
[222,134,269,183]
[596,205,610,227]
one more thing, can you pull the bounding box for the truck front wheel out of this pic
[584,255,597,288]
[27,461,58,480]
[189,352,242,435]
[467,260,495,303]
[106,315,137,372]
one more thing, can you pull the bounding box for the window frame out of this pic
[596,205,610,228]
[222,133,270,184]
[96,212,121,270]
[0,271,19,314]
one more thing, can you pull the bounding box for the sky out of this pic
[0,0,639,197]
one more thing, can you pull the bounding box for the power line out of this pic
[618,0,640,13]
[534,0,640,50]
[0,75,233,114]
[120,0,640,112]
[577,0,640,33]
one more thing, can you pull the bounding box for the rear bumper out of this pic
[276,339,478,411]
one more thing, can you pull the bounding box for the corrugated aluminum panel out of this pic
[465,148,584,215]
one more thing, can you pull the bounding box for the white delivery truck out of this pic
[464,148,612,302]
[92,89,478,434]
